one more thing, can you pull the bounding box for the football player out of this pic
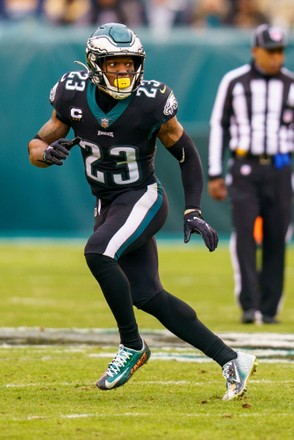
[28,23,257,400]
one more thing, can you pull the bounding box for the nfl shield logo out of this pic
[101,118,109,128]
[269,28,283,42]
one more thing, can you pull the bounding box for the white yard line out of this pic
[3,412,292,422]
[1,327,294,349]
[3,378,294,389]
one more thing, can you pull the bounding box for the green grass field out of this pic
[0,241,294,439]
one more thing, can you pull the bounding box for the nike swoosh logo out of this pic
[104,370,129,389]
[179,147,185,163]
[160,85,167,94]
[232,364,241,383]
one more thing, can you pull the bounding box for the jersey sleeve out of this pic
[49,74,71,125]
[138,80,179,137]
[49,70,89,125]
[154,83,178,123]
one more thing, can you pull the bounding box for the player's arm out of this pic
[158,115,202,211]
[158,116,218,252]
[157,114,184,147]
[28,110,70,168]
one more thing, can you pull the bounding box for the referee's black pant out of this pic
[227,157,292,318]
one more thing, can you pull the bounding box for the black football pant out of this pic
[228,158,292,318]
[84,181,236,366]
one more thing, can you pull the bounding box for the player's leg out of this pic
[145,290,258,400]
[142,290,236,365]
[119,236,163,308]
[84,181,168,390]
[121,237,257,400]
[121,237,235,365]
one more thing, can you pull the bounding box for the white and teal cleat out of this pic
[222,351,258,401]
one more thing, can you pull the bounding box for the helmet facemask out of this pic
[85,23,145,100]
[87,53,144,100]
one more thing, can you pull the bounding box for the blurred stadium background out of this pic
[1,0,294,239]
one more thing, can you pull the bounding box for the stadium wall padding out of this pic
[1,24,293,237]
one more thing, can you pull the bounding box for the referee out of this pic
[208,24,294,324]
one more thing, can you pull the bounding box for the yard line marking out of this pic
[1,346,293,366]
[3,379,294,389]
[88,351,294,363]
[1,328,294,349]
[3,412,292,422]
[4,382,94,388]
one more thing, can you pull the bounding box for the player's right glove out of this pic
[42,137,80,166]
[184,209,219,252]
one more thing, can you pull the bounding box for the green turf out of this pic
[0,345,293,440]
[0,241,294,439]
[1,241,293,332]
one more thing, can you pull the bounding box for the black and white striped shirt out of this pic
[208,62,294,178]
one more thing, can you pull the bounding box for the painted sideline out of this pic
[0,327,294,350]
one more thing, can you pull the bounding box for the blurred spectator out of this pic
[0,0,8,19]
[224,0,269,28]
[88,0,147,27]
[44,0,91,25]
[192,0,230,28]
[259,0,294,29]
[44,0,147,27]
[0,0,45,21]
[0,0,284,29]
[144,0,194,36]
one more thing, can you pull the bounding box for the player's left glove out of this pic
[184,209,219,252]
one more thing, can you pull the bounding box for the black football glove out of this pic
[184,210,219,252]
[42,137,80,166]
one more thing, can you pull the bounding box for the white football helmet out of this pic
[85,22,145,100]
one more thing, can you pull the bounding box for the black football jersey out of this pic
[49,71,178,202]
